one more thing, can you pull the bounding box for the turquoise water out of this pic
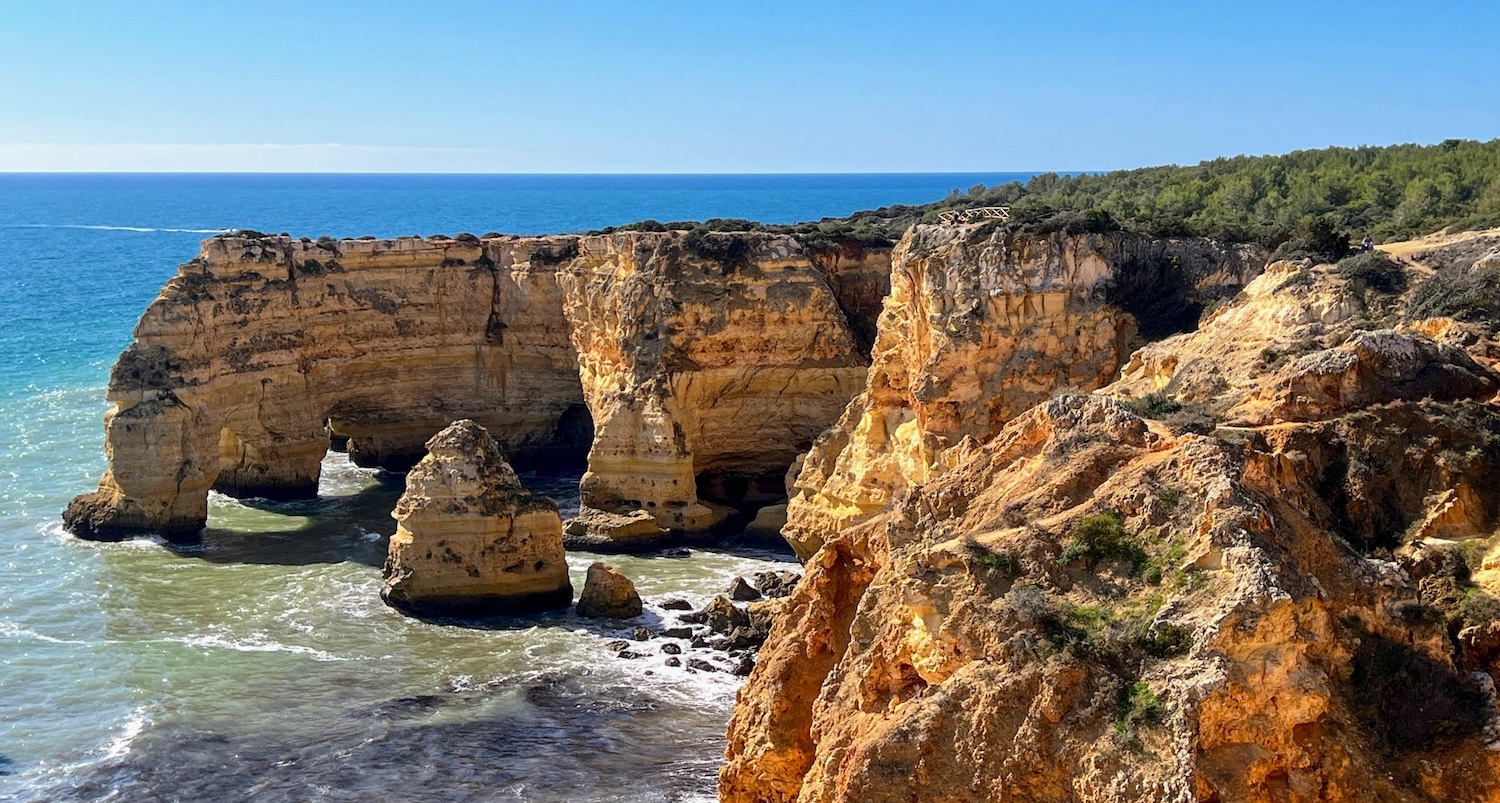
[0,172,1030,801]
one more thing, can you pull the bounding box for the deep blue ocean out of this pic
[0,172,1031,802]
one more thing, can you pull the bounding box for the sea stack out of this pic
[382,420,573,616]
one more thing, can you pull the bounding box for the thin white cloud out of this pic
[0,143,513,172]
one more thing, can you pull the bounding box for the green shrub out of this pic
[1272,217,1350,264]
[1124,392,1183,419]
[1115,681,1166,732]
[1460,589,1500,629]
[1407,263,1500,321]
[1061,512,1147,573]
[1336,251,1407,294]
[1138,622,1193,657]
[315,235,339,249]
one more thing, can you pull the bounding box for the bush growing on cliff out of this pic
[1061,512,1147,573]
[1114,681,1166,733]
[1407,262,1500,321]
[1336,251,1408,294]
[1124,392,1182,419]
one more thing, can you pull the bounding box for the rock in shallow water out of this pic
[576,562,643,619]
[381,420,573,617]
[727,577,761,601]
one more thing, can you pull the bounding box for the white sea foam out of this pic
[101,707,148,759]
[171,633,347,662]
[0,619,89,645]
[3,223,231,234]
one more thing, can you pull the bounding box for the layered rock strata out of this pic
[63,234,586,539]
[725,256,1500,802]
[382,420,571,616]
[556,232,871,546]
[64,231,887,545]
[781,225,1266,560]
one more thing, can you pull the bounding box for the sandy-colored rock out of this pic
[782,225,1266,560]
[64,231,887,541]
[557,231,872,546]
[1229,328,1498,425]
[724,392,1500,803]
[727,251,1500,802]
[381,420,572,616]
[576,562,643,619]
[64,234,588,538]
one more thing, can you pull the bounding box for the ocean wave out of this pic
[2,223,231,234]
[0,620,90,645]
[101,707,149,760]
[170,633,347,662]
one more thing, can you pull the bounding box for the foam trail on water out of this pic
[1,223,231,234]
[100,707,149,759]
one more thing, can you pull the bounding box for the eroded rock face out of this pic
[382,420,572,616]
[723,393,1500,803]
[64,231,888,542]
[1230,328,1498,425]
[556,232,871,546]
[64,234,587,539]
[728,254,1500,802]
[575,562,643,619]
[781,225,1266,560]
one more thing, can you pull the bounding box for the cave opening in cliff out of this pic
[695,468,788,516]
[511,403,594,471]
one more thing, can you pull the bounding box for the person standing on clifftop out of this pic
[1361,234,1374,252]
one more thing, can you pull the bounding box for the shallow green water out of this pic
[2,454,795,802]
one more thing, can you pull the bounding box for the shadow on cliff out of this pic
[164,480,405,569]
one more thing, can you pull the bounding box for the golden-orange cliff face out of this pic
[781,225,1267,561]
[63,231,887,547]
[557,231,870,545]
[64,234,585,539]
[382,419,572,616]
[724,242,1500,803]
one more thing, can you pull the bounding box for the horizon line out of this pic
[0,169,1080,176]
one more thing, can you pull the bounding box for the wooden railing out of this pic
[938,206,1011,225]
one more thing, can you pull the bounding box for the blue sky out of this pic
[1,0,1496,172]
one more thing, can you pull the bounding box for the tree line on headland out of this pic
[594,139,1500,255]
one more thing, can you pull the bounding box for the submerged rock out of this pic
[381,420,572,617]
[576,562,643,619]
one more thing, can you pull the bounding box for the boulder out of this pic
[753,570,801,599]
[704,594,751,634]
[576,562,643,619]
[381,420,572,617]
[728,577,762,601]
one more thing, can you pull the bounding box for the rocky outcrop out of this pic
[724,391,1500,803]
[64,231,888,542]
[381,420,572,616]
[726,253,1500,802]
[1229,329,1498,425]
[556,232,871,546]
[781,225,1266,560]
[64,234,587,539]
[575,562,642,619]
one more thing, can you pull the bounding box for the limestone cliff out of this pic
[781,225,1266,560]
[382,420,572,616]
[64,230,886,544]
[556,231,870,546]
[64,234,587,538]
[725,255,1500,802]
